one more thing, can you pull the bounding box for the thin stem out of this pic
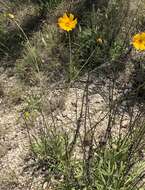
[71,48,96,84]
[64,48,96,99]
[68,32,72,80]
[14,20,30,45]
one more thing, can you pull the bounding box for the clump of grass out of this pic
[31,132,67,180]
[15,23,62,85]
[16,46,42,85]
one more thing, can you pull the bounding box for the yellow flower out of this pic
[96,38,103,44]
[132,32,145,51]
[7,13,15,19]
[24,111,30,119]
[58,13,77,32]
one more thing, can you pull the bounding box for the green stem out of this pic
[71,48,96,82]
[68,32,72,80]
[64,48,96,96]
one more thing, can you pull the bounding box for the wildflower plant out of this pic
[58,13,77,80]
[23,79,145,190]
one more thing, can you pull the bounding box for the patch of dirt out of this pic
[0,73,27,189]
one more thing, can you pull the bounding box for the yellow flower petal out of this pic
[58,13,77,32]
[132,32,145,51]
[70,13,74,20]
[63,13,69,20]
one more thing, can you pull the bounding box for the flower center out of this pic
[138,39,143,43]
[65,21,71,27]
